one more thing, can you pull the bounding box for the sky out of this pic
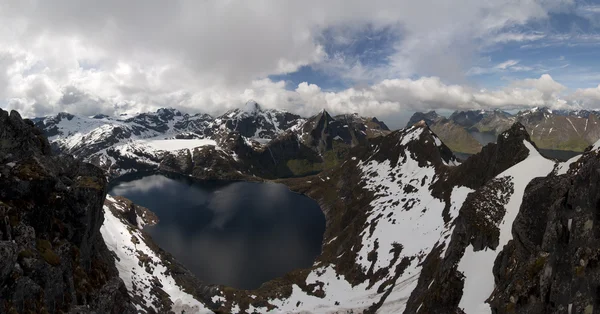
[2,0,600,128]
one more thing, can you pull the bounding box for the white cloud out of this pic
[467,59,535,75]
[570,85,600,106]
[496,60,521,70]
[0,0,589,119]
[486,32,546,45]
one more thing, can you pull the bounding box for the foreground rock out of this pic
[0,109,135,313]
[488,142,600,313]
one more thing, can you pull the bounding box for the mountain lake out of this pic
[108,173,325,290]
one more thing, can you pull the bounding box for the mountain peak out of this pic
[243,100,262,113]
[499,122,533,145]
[313,108,333,121]
[156,108,182,116]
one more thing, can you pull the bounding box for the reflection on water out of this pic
[109,174,325,290]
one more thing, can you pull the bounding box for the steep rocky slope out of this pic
[0,109,135,313]
[487,140,600,313]
[101,195,216,313]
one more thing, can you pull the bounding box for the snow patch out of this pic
[138,139,216,151]
[458,140,555,313]
[100,201,212,313]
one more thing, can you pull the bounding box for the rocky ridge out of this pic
[0,109,136,313]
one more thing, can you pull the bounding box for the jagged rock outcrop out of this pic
[0,109,135,313]
[448,122,534,188]
[403,122,552,314]
[488,145,600,313]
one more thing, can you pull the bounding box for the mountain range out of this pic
[1,104,599,313]
[34,101,390,179]
[408,107,600,154]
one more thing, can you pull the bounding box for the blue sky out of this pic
[272,2,600,93]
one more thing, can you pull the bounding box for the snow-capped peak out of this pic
[156,108,182,117]
[243,100,261,114]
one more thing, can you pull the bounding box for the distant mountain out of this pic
[214,100,305,141]
[406,110,441,127]
[34,103,390,179]
[409,107,600,153]
[405,111,482,154]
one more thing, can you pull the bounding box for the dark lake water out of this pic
[108,174,325,290]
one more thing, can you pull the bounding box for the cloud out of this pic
[180,74,572,118]
[467,59,535,75]
[0,0,589,119]
[570,85,600,106]
[496,60,521,70]
[486,32,546,45]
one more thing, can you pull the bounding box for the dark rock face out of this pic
[302,110,370,154]
[488,148,600,314]
[0,110,52,160]
[160,149,193,174]
[449,122,534,189]
[0,109,135,313]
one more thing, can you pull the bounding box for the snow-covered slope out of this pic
[101,195,215,313]
[458,140,555,312]
[278,127,464,313]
